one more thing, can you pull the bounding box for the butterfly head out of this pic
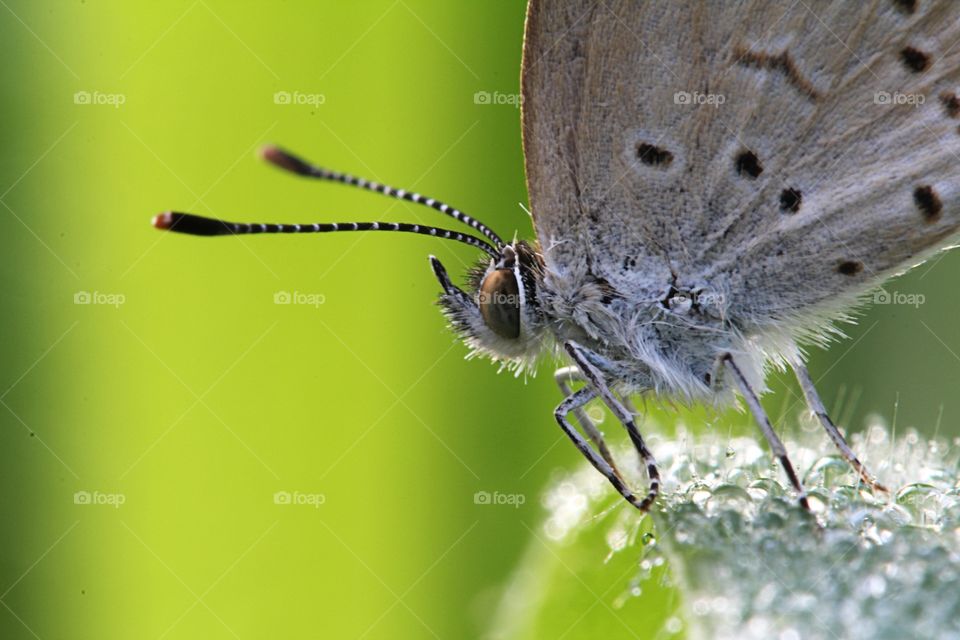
[152,146,551,373]
[430,241,547,374]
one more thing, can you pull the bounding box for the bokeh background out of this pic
[2,1,959,638]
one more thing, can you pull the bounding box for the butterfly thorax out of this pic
[535,257,764,404]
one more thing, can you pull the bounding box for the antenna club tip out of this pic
[260,145,312,175]
[258,144,280,161]
[152,211,176,230]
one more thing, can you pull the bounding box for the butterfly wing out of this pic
[521,0,960,335]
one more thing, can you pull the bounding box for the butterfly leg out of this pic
[562,341,660,512]
[721,354,812,512]
[554,387,654,510]
[792,364,889,493]
[554,366,624,477]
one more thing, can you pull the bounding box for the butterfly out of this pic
[154,0,960,513]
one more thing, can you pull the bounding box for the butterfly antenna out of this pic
[152,211,501,259]
[260,145,506,249]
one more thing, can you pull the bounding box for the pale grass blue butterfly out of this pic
[154,0,960,514]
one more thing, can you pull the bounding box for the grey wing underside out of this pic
[521,0,960,329]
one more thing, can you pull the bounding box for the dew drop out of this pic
[664,616,683,634]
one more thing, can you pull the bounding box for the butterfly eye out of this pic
[478,268,521,339]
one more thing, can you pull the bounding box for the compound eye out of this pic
[478,268,521,339]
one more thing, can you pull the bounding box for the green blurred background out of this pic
[2,1,958,638]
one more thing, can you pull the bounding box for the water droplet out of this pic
[804,490,829,514]
[896,483,940,526]
[863,574,887,598]
[705,484,755,519]
[867,425,889,444]
[586,406,605,425]
[691,597,710,615]
[805,455,851,488]
[748,477,784,501]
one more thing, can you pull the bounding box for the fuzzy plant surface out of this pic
[486,416,960,640]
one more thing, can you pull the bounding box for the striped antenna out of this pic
[260,145,506,249]
[152,211,501,259]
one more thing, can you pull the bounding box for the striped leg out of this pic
[793,364,889,493]
[554,366,624,477]
[563,342,660,512]
[722,354,811,512]
[555,387,652,511]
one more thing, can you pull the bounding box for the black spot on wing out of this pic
[837,260,864,276]
[900,46,931,73]
[893,0,917,14]
[914,185,942,222]
[940,92,960,119]
[636,143,674,167]
[779,188,802,213]
[735,150,763,178]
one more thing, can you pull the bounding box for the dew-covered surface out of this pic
[490,420,960,640]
